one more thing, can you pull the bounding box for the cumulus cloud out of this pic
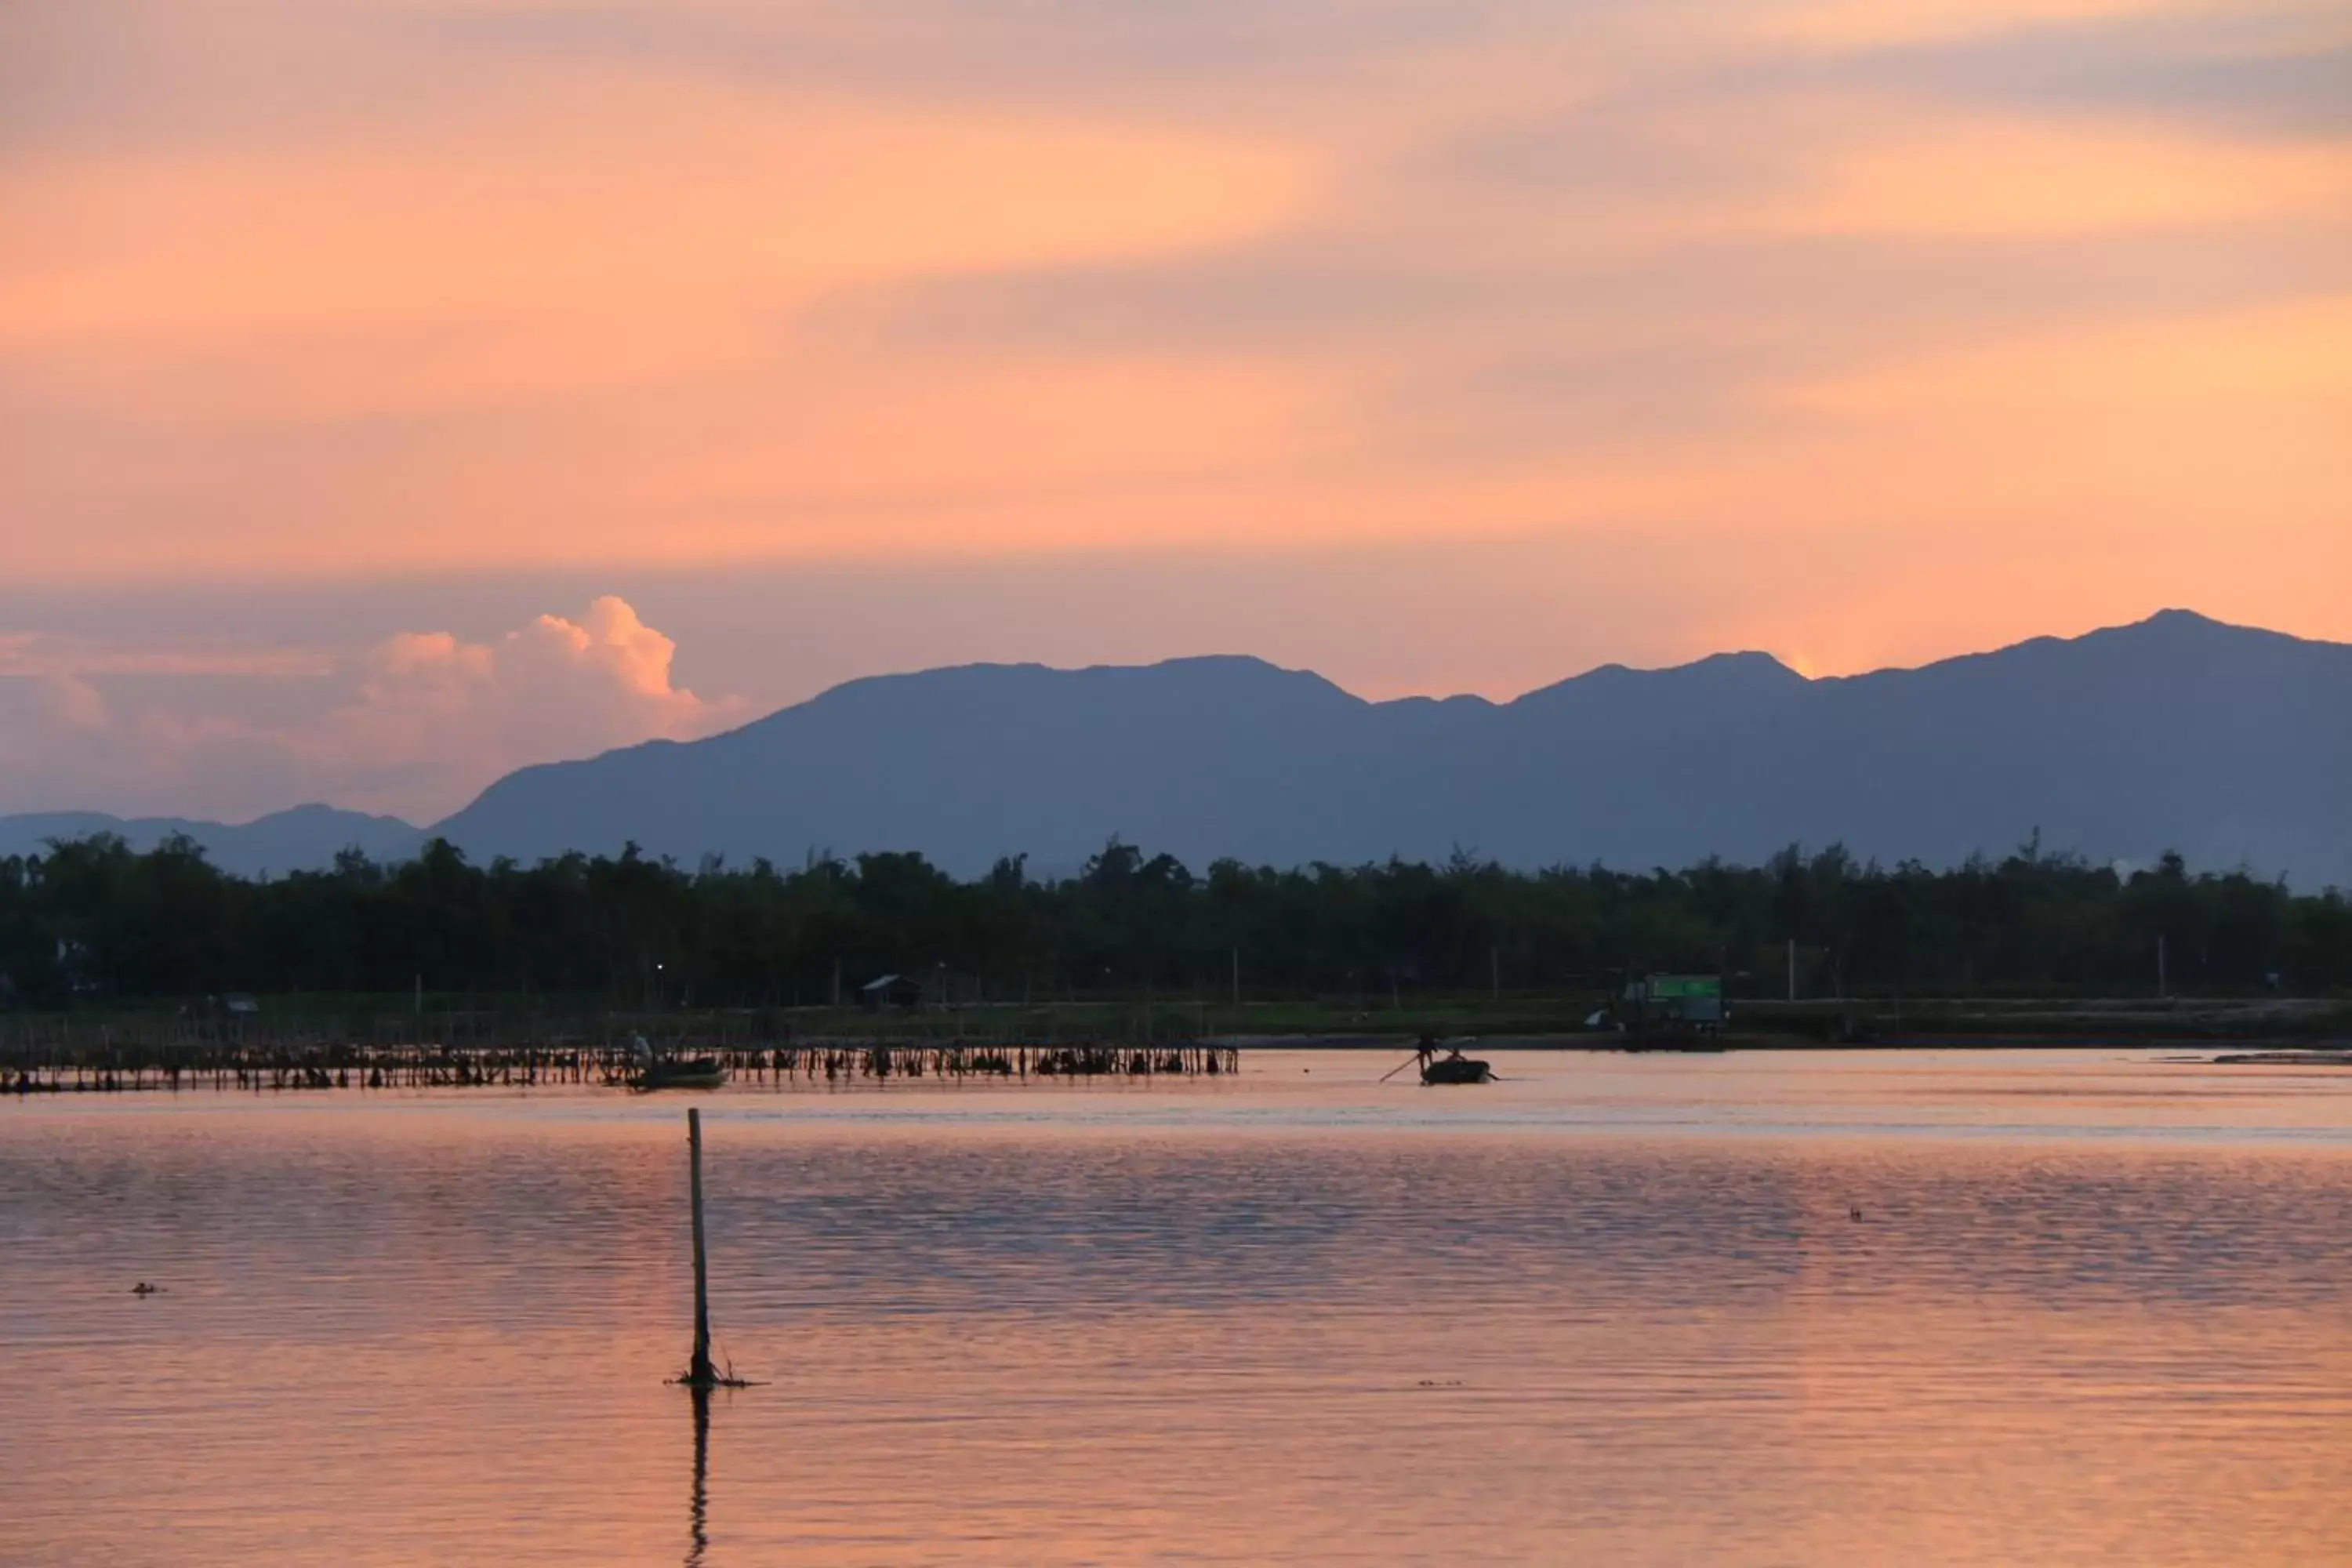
[322,596,740,809]
[0,597,742,824]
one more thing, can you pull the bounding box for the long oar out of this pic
[1377,1052,1425,1084]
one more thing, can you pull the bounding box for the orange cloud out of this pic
[1773,293,2352,540]
[1770,0,2199,50]
[1783,119,2352,238]
[0,68,1314,374]
[0,0,2347,737]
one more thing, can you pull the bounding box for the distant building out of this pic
[858,974,923,1011]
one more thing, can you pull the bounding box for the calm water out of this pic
[5,1049,2351,1565]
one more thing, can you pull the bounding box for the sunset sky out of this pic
[4,0,2347,823]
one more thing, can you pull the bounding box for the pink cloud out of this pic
[324,597,741,811]
[0,597,743,823]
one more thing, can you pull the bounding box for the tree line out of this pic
[0,833,2343,1010]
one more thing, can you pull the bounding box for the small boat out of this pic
[1412,1035,1494,1085]
[630,1035,727,1091]
[1421,1048,1494,1085]
[1378,1035,1496,1087]
[641,1058,727,1091]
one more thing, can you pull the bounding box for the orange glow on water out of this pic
[6,1052,2352,1563]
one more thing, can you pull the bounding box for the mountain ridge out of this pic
[0,804,425,879]
[8,612,2342,884]
[433,610,2348,885]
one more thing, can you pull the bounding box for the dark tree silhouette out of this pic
[0,833,2343,1008]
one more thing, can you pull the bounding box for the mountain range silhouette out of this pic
[6,611,2343,885]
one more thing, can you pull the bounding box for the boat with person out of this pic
[1379,1034,1494,1086]
[1419,1040,1494,1084]
[631,1036,728,1092]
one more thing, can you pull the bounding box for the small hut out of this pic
[858,974,923,1011]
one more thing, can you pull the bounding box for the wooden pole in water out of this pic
[686,1108,716,1387]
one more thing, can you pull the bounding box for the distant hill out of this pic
[433,612,2352,887]
[0,804,424,879]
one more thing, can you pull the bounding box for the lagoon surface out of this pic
[5,1048,2351,1565]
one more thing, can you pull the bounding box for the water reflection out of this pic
[684,1385,710,1567]
[3,1051,2350,1565]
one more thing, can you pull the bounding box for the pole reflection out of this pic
[685,1384,710,1567]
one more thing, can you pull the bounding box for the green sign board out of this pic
[1647,975,1721,999]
